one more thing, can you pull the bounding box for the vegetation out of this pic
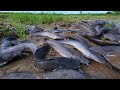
[0,12,120,39]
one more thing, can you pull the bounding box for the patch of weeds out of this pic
[13,24,27,40]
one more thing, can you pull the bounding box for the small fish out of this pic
[31,32,64,39]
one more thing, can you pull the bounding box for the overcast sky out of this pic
[0,11,109,14]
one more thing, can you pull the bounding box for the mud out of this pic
[1,21,120,79]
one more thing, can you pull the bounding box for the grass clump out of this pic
[13,24,27,40]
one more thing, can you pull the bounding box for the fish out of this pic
[31,32,64,39]
[104,34,120,41]
[36,69,96,79]
[90,46,120,55]
[0,43,37,67]
[95,26,111,37]
[84,36,120,46]
[27,25,43,34]
[1,72,38,79]
[57,38,120,72]
[34,44,81,71]
[46,40,90,65]
[94,20,106,26]
[1,36,21,50]
[57,37,108,64]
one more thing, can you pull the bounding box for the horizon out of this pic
[0,11,109,14]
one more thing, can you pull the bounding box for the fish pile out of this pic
[1,20,120,79]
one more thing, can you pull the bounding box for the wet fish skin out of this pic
[34,45,81,71]
[0,43,37,66]
[27,25,43,34]
[84,36,120,46]
[104,34,120,41]
[37,69,89,79]
[33,44,50,62]
[1,72,38,79]
[31,31,64,39]
[95,26,111,36]
[58,38,107,64]
[90,46,120,55]
[34,57,81,71]
[1,36,21,50]
[94,20,106,26]
[46,40,90,65]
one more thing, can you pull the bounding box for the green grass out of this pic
[0,12,120,39]
[13,24,27,40]
[7,13,67,25]
[1,12,120,25]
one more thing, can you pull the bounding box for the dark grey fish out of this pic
[36,70,96,79]
[1,36,21,50]
[46,40,90,65]
[27,25,43,34]
[58,38,108,64]
[89,24,97,35]
[94,20,106,26]
[104,34,120,41]
[34,57,81,71]
[1,72,37,79]
[95,26,111,36]
[58,38,120,72]
[90,46,120,55]
[31,32,64,39]
[34,44,81,71]
[84,36,120,46]
[65,36,91,48]
[0,43,37,67]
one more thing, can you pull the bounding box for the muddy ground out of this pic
[0,21,120,79]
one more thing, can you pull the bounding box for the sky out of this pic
[0,11,109,14]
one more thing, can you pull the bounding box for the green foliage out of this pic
[8,13,66,25]
[13,24,27,40]
[112,11,120,14]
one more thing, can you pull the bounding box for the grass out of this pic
[0,12,120,39]
[13,24,27,40]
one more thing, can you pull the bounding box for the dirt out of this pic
[0,21,120,79]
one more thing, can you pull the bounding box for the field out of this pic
[0,12,120,79]
[0,12,120,39]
